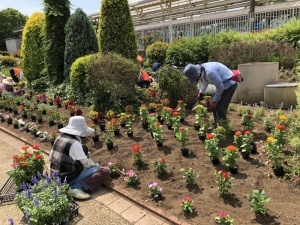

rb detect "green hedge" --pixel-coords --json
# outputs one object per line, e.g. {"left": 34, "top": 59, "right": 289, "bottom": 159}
{"left": 146, "top": 41, "right": 169, "bottom": 65}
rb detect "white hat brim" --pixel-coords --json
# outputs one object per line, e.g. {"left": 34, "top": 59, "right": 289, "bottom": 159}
{"left": 59, "top": 125, "right": 94, "bottom": 137}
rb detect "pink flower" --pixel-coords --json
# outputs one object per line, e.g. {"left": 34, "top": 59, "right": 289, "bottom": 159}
{"left": 179, "top": 127, "right": 184, "bottom": 131}
{"left": 11, "top": 163, "right": 18, "bottom": 168}
{"left": 183, "top": 196, "right": 192, "bottom": 201}
{"left": 127, "top": 170, "right": 135, "bottom": 177}
{"left": 150, "top": 113, "right": 156, "bottom": 117}
{"left": 219, "top": 211, "right": 227, "bottom": 218}
{"left": 108, "top": 162, "right": 113, "bottom": 166}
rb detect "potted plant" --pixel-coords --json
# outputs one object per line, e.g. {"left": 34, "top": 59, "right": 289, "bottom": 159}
{"left": 222, "top": 145, "right": 240, "bottom": 174}
{"left": 176, "top": 100, "right": 186, "bottom": 122}
{"left": 18, "top": 119, "right": 26, "bottom": 131}
{"left": 12, "top": 119, "right": 19, "bottom": 129}
{"left": 215, "top": 211, "right": 234, "bottom": 225}
{"left": 266, "top": 136, "right": 284, "bottom": 176}
{"left": 89, "top": 123, "right": 99, "bottom": 143}
{"left": 109, "top": 117, "right": 120, "bottom": 135}
{"left": 204, "top": 133, "right": 222, "bottom": 165}
{"left": 179, "top": 196, "right": 194, "bottom": 216}
{"left": 152, "top": 157, "right": 169, "bottom": 175}
{"left": 118, "top": 112, "right": 127, "bottom": 127}
{"left": 36, "top": 109, "right": 43, "bottom": 124}
{"left": 124, "top": 169, "right": 139, "bottom": 186}
{"left": 148, "top": 181, "right": 163, "bottom": 200}
{"left": 97, "top": 112, "right": 106, "bottom": 131}
{"left": 104, "top": 126, "right": 114, "bottom": 150}
{"left": 152, "top": 122, "right": 164, "bottom": 147}
{"left": 48, "top": 131, "right": 58, "bottom": 146}
{"left": 6, "top": 114, "right": 12, "bottom": 124}
{"left": 161, "top": 106, "right": 173, "bottom": 128}
{"left": 0, "top": 113, "right": 5, "bottom": 122}
{"left": 240, "top": 130, "right": 254, "bottom": 159}
{"left": 246, "top": 189, "right": 270, "bottom": 214}
{"left": 131, "top": 145, "right": 144, "bottom": 168}
{"left": 126, "top": 114, "right": 135, "bottom": 137}
{"left": 7, "top": 145, "right": 45, "bottom": 187}
{"left": 87, "top": 108, "right": 98, "bottom": 123}
{"left": 198, "top": 117, "right": 212, "bottom": 140}
{"left": 214, "top": 171, "right": 233, "bottom": 197}
{"left": 14, "top": 173, "right": 77, "bottom": 225}
{"left": 148, "top": 102, "right": 157, "bottom": 113}
{"left": 139, "top": 104, "right": 149, "bottom": 128}
{"left": 105, "top": 109, "right": 115, "bottom": 121}
{"left": 107, "top": 162, "right": 120, "bottom": 178}
{"left": 38, "top": 131, "right": 48, "bottom": 142}
{"left": 175, "top": 127, "right": 189, "bottom": 156}
{"left": 194, "top": 104, "right": 208, "bottom": 130}
{"left": 180, "top": 167, "right": 199, "bottom": 187}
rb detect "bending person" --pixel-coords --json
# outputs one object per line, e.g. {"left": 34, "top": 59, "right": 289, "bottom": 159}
{"left": 49, "top": 116, "right": 110, "bottom": 200}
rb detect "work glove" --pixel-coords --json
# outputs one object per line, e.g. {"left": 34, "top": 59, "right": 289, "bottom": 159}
{"left": 209, "top": 101, "right": 217, "bottom": 110}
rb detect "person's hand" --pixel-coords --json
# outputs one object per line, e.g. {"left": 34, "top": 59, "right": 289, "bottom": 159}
{"left": 209, "top": 101, "right": 217, "bottom": 110}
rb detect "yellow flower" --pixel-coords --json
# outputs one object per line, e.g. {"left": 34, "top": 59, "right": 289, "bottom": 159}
{"left": 267, "top": 137, "right": 275, "bottom": 142}
{"left": 278, "top": 115, "right": 286, "bottom": 121}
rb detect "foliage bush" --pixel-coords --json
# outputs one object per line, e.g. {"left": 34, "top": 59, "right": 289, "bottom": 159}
{"left": 209, "top": 40, "right": 297, "bottom": 69}
{"left": 20, "top": 12, "right": 45, "bottom": 84}
{"left": 157, "top": 65, "right": 197, "bottom": 108}
{"left": 99, "top": 0, "right": 137, "bottom": 60}
{"left": 0, "top": 51, "right": 10, "bottom": 56}
{"left": 146, "top": 41, "right": 169, "bottom": 65}
{"left": 166, "top": 37, "right": 210, "bottom": 67}
{"left": 64, "top": 8, "right": 98, "bottom": 79}
{"left": 88, "top": 53, "right": 141, "bottom": 112}
{"left": 44, "top": 0, "right": 70, "bottom": 85}
{"left": 0, "top": 55, "right": 16, "bottom": 67}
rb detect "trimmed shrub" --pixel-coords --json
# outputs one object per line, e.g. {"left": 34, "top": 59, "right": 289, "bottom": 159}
{"left": 99, "top": 0, "right": 137, "bottom": 60}
{"left": 157, "top": 65, "right": 197, "bottom": 108}
{"left": 0, "top": 56, "right": 16, "bottom": 67}
{"left": 20, "top": 12, "right": 45, "bottom": 84}
{"left": 64, "top": 8, "right": 98, "bottom": 79}
{"left": 166, "top": 37, "right": 209, "bottom": 67}
{"left": 0, "top": 51, "right": 10, "bottom": 56}
{"left": 146, "top": 41, "right": 169, "bottom": 65}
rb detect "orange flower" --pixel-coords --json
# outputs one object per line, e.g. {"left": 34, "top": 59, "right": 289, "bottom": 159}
{"left": 227, "top": 145, "right": 236, "bottom": 152}
{"left": 131, "top": 145, "right": 141, "bottom": 153}
{"left": 22, "top": 145, "right": 30, "bottom": 151}
{"left": 24, "top": 153, "right": 32, "bottom": 158}
{"left": 276, "top": 125, "right": 285, "bottom": 130}
{"left": 156, "top": 122, "right": 161, "bottom": 126}
{"left": 244, "top": 130, "right": 251, "bottom": 135}
{"left": 22, "top": 161, "right": 29, "bottom": 166}
{"left": 172, "top": 111, "right": 179, "bottom": 117}
{"left": 235, "top": 131, "right": 242, "bottom": 136}
{"left": 35, "top": 154, "right": 42, "bottom": 160}
{"left": 141, "top": 104, "right": 146, "bottom": 108}
{"left": 162, "top": 157, "right": 165, "bottom": 163}
{"left": 32, "top": 144, "right": 39, "bottom": 150}
{"left": 206, "top": 133, "right": 214, "bottom": 139}
{"left": 222, "top": 172, "right": 228, "bottom": 179}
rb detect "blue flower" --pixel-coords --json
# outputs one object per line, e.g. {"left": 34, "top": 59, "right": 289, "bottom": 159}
{"left": 37, "top": 171, "right": 43, "bottom": 179}
{"left": 20, "top": 183, "right": 27, "bottom": 191}
{"left": 52, "top": 171, "right": 58, "bottom": 179}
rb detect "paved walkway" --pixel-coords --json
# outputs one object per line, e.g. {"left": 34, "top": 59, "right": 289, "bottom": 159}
{"left": 0, "top": 129, "right": 172, "bottom": 225}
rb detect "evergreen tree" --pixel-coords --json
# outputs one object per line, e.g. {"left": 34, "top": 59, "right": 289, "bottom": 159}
{"left": 0, "top": 8, "right": 27, "bottom": 51}
{"left": 43, "top": 0, "right": 70, "bottom": 85}
{"left": 64, "top": 8, "right": 99, "bottom": 79}
{"left": 99, "top": 0, "right": 137, "bottom": 60}
{"left": 20, "top": 12, "right": 45, "bottom": 84}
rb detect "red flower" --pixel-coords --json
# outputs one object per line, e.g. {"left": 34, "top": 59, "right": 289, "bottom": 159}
{"left": 24, "top": 153, "right": 32, "bottom": 158}
{"left": 32, "top": 144, "right": 39, "bottom": 150}
{"left": 13, "top": 155, "right": 18, "bottom": 160}
{"left": 172, "top": 111, "right": 179, "bottom": 117}
{"left": 276, "top": 125, "right": 285, "bottom": 130}
{"left": 156, "top": 122, "right": 161, "bottom": 126}
{"left": 22, "top": 145, "right": 30, "bottom": 151}
{"left": 206, "top": 133, "right": 214, "bottom": 139}
{"left": 178, "top": 100, "right": 184, "bottom": 104}
{"left": 35, "top": 154, "right": 42, "bottom": 160}
{"left": 227, "top": 145, "right": 236, "bottom": 152}
{"left": 141, "top": 104, "right": 146, "bottom": 108}
{"left": 244, "top": 130, "right": 251, "bottom": 135}
{"left": 150, "top": 90, "right": 156, "bottom": 98}
{"left": 222, "top": 172, "right": 229, "bottom": 179}
{"left": 247, "top": 115, "right": 253, "bottom": 119}
{"left": 131, "top": 145, "right": 141, "bottom": 153}
{"left": 161, "top": 157, "right": 165, "bottom": 163}
{"left": 235, "top": 131, "right": 242, "bottom": 136}
{"left": 166, "top": 107, "right": 173, "bottom": 112}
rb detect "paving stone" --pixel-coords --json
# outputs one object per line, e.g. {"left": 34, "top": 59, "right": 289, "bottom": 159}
{"left": 134, "top": 214, "right": 166, "bottom": 225}
{"left": 121, "top": 205, "right": 147, "bottom": 223}
{"left": 108, "top": 197, "right": 133, "bottom": 214}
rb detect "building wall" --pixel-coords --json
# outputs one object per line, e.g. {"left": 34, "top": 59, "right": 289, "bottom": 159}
{"left": 5, "top": 38, "right": 21, "bottom": 53}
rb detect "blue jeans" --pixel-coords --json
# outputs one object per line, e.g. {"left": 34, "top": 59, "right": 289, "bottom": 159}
{"left": 69, "top": 166, "right": 98, "bottom": 191}
{"left": 213, "top": 83, "right": 237, "bottom": 127}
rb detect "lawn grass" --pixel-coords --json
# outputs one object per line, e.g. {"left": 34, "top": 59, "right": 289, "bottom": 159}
{"left": 0, "top": 67, "right": 11, "bottom": 77}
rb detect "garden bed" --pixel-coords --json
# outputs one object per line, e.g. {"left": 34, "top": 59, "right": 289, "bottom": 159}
{"left": 1, "top": 104, "right": 300, "bottom": 225}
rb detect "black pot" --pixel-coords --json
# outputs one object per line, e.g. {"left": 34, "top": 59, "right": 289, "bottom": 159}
{"left": 142, "top": 122, "right": 149, "bottom": 129}
{"left": 0, "top": 118, "right": 5, "bottom": 122}
{"left": 241, "top": 151, "right": 250, "bottom": 159}
{"left": 99, "top": 124, "right": 106, "bottom": 131}
{"left": 181, "top": 148, "right": 189, "bottom": 156}
{"left": 13, "top": 110, "right": 18, "bottom": 115}
{"left": 57, "top": 103, "right": 62, "bottom": 108}
{"left": 156, "top": 141, "right": 163, "bottom": 147}
{"left": 198, "top": 134, "right": 206, "bottom": 141}
{"left": 38, "top": 118, "right": 43, "bottom": 124}
{"left": 180, "top": 118, "right": 184, "bottom": 123}
{"left": 150, "top": 132, "right": 154, "bottom": 139}
{"left": 7, "top": 119, "right": 12, "bottom": 125}
{"left": 57, "top": 123, "right": 64, "bottom": 129}
{"left": 8, "top": 108, "right": 13, "bottom": 112}
{"left": 114, "top": 129, "right": 120, "bottom": 136}
{"left": 121, "top": 123, "right": 126, "bottom": 128}
{"left": 229, "top": 166, "right": 238, "bottom": 174}
{"left": 26, "top": 128, "right": 30, "bottom": 132}
{"left": 194, "top": 123, "right": 200, "bottom": 131}
{"left": 272, "top": 166, "right": 285, "bottom": 177}
{"left": 51, "top": 140, "right": 55, "bottom": 146}
{"left": 31, "top": 116, "right": 37, "bottom": 121}
{"left": 13, "top": 124, "right": 19, "bottom": 129}
{"left": 167, "top": 124, "right": 173, "bottom": 130}
{"left": 210, "top": 157, "right": 220, "bottom": 165}
{"left": 42, "top": 110, "right": 47, "bottom": 115}
{"left": 49, "top": 120, "right": 55, "bottom": 126}
{"left": 250, "top": 142, "right": 257, "bottom": 154}
{"left": 106, "top": 142, "right": 114, "bottom": 150}
{"left": 70, "top": 112, "right": 75, "bottom": 117}
{"left": 127, "top": 131, "right": 133, "bottom": 137}
{"left": 49, "top": 101, "right": 53, "bottom": 106}
{"left": 92, "top": 135, "right": 100, "bottom": 143}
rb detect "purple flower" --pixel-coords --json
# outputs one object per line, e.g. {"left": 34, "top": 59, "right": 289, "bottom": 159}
{"left": 37, "top": 171, "right": 43, "bottom": 179}
{"left": 52, "top": 171, "right": 58, "bottom": 179}
{"left": 31, "top": 176, "right": 39, "bottom": 185}
{"left": 8, "top": 218, "right": 14, "bottom": 225}
{"left": 33, "top": 198, "right": 40, "bottom": 206}
{"left": 53, "top": 192, "right": 58, "bottom": 200}
{"left": 20, "top": 183, "right": 27, "bottom": 191}
{"left": 26, "top": 189, "right": 32, "bottom": 198}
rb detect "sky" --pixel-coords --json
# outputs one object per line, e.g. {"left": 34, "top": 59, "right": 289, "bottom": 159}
{"left": 0, "top": 0, "right": 139, "bottom": 17}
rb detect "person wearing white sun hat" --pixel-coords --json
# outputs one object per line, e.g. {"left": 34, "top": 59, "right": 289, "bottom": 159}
{"left": 49, "top": 116, "right": 110, "bottom": 200}
{"left": 0, "top": 77, "right": 15, "bottom": 93}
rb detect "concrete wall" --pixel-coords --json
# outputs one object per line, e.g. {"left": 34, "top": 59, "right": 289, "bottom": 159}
{"left": 232, "top": 62, "right": 279, "bottom": 104}
{"left": 5, "top": 37, "right": 22, "bottom": 53}
{"left": 264, "top": 82, "right": 297, "bottom": 109}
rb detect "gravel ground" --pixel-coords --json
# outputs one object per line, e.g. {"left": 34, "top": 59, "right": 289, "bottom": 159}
{"left": 0, "top": 130, "right": 132, "bottom": 225}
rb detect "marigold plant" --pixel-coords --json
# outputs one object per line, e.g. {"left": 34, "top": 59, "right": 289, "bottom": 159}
{"left": 152, "top": 157, "right": 169, "bottom": 174}
{"left": 215, "top": 171, "right": 233, "bottom": 197}
{"left": 131, "top": 145, "right": 144, "bottom": 167}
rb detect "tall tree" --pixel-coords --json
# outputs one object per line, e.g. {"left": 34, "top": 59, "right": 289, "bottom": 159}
{"left": 64, "top": 8, "right": 99, "bottom": 79}
{"left": 99, "top": 0, "right": 137, "bottom": 60}
{"left": 0, "top": 8, "right": 27, "bottom": 51}
{"left": 20, "top": 12, "right": 45, "bottom": 84}
{"left": 43, "top": 0, "right": 70, "bottom": 85}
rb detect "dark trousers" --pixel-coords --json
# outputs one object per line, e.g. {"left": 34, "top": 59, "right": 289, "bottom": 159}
{"left": 9, "top": 69, "right": 19, "bottom": 83}
{"left": 213, "top": 83, "right": 237, "bottom": 127}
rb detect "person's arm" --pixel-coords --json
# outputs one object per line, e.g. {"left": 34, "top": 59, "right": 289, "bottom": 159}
{"left": 208, "top": 71, "right": 224, "bottom": 103}
{"left": 69, "top": 141, "right": 98, "bottom": 168}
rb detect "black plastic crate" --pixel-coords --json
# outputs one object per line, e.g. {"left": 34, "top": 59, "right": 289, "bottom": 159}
{"left": 0, "top": 177, "right": 17, "bottom": 203}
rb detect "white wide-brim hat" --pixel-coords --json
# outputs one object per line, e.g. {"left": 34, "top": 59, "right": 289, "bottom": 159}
{"left": 59, "top": 116, "right": 94, "bottom": 137}
{"left": 183, "top": 64, "right": 201, "bottom": 85}
{"left": 2, "top": 77, "right": 15, "bottom": 86}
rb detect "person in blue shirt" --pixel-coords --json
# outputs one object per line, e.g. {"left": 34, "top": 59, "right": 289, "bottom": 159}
{"left": 152, "top": 60, "right": 161, "bottom": 72}
{"left": 183, "top": 62, "right": 237, "bottom": 127}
